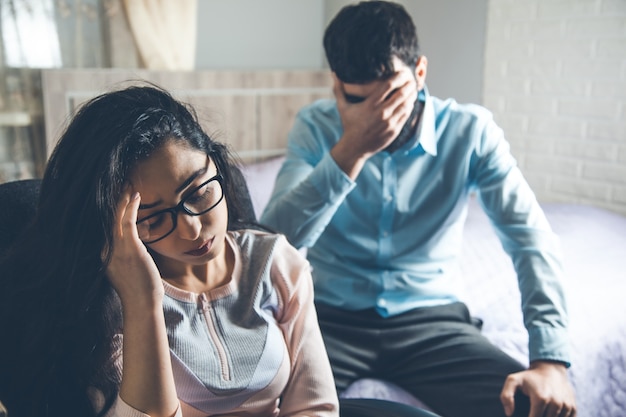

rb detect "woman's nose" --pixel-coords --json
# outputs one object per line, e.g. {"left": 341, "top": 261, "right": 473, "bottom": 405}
{"left": 176, "top": 213, "right": 203, "bottom": 240}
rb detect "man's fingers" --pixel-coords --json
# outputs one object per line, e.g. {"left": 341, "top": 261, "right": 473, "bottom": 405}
{"left": 386, "top": 77, "right": 417, "bottom": 109}
{"left": 500, "top": 375, "right": 519, "bottom": 417}
{"left": 375, "top": 75, "right": 417, "bottom": 129}
{"left": 371, "top": 70, "right": 414, "bottom": 106}
{"left": 528, "top": 399, "right": 547, "bottom": 417}
{"left": 555, "top": 397, "right": 576, "bottom": 417}
{"left": 566, "top": 404, "right": 577, "bottom": 417}
{"left": 391, "top": 90, "right": 415, "bottom": 120}
{"left": 548, "top": 403, "right": 564, "bottom": 417}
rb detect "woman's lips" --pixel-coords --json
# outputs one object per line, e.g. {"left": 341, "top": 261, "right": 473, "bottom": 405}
{"left": 184, "top": 238, "right": 212, "bottom": 257}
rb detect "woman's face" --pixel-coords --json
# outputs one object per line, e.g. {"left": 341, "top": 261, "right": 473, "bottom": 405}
{"left": 129, "top": 141, "right": 228, "bottom": 267}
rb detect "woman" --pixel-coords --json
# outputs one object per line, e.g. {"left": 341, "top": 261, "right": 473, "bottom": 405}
{"left": 0, "top": 85, "right": 338, "bottom": 417}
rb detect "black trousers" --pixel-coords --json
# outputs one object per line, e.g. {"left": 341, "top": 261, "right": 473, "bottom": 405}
{"left": 317, "top": 302, "right": 531, "bottom": 417}
{"left": 340, "top": 398, "right": 441, "bottom": 417}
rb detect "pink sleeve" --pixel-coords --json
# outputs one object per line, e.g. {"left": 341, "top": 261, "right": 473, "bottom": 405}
{"left": 103, "top": 396, "right": 181, "bottom": 417}
{"left": 102, "top": 396, "right": 182, "bottom": 417}
{"left": 271, "top": 236, "right": 339, "bottom": 417}
{"left": 93, "top": 336, "right": 183, "bottom": 417}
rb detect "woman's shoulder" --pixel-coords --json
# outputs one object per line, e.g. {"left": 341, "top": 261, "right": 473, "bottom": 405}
{"left": 229, "top": 228, "right": 283, "bottom": 244}
{"left": 229, "top": 230, "right": 303, "bottom": 263}
{"left": 229, "top": 229, "right": 283, "bottom": 255}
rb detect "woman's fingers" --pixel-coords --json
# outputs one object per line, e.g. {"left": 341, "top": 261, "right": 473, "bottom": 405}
{"left": 120, "top": 191, "right": 141, "bottom": 241}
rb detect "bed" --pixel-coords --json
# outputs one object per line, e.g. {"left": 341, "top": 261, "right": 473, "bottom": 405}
{"left": 41, "top": 69, "right": 626, "bottom": 417}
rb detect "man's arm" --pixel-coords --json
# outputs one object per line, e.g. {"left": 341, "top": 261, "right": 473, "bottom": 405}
{"left": 474, "top": 123, "right": 569, "bottom": 363}
{"left": 261, "top": 71, "right": 416, "bottom": 247}
{"left": 472, "top": 119, "right": 576, "bottom": 417}
{"left": 329, "top": 72, "right": 417, "bottom": 179}
{"left": 260, "top": 148, "right": 354, "bottom": 249}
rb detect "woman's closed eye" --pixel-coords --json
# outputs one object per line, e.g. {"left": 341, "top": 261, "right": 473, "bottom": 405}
{"left": 186, "top": 180, "right": 222, "bottom": 210}
{"left": 146, "top": 213, "right": 167, "bottom": 230}
{"left": 186, "top": 183, "right": 211, "bottom": 204}
{"left": 136, "top": 211, "right": 170, "bottom": 242}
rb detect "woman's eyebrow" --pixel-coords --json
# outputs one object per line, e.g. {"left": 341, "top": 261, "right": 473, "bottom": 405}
{"left": 175, "top": 166, "right": 208, "bottom": 194}
{"left": 139, "top": 200, "right": 162, "bottom": 210}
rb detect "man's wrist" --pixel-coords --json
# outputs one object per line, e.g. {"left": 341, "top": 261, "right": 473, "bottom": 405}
{"left": 330, "top": 139, "right": 369, "bottom": 179}
{"left": 529, "top": 359, "right": 568, "bottom": 372}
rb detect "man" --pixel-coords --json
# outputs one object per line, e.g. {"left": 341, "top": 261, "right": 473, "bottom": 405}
{"left": 261, "top": 2, "right": 576, "bottom": 417}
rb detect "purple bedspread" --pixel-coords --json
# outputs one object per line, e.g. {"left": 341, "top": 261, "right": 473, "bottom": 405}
{"left": 342, "top": 200, "right": 626, "bottom": 417}
{"left": 242, "top": 158, "right": 626, "bottom": 417}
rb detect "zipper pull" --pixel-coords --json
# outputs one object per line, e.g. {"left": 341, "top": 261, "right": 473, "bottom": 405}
{"left": 199, "top": 293, "right": 211, "bottom": 312}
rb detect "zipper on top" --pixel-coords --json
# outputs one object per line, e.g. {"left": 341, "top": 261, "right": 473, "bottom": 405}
{"left": 199, "top": 293, "right": 231, "bottom": 381}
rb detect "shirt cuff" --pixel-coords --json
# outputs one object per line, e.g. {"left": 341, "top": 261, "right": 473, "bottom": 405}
{"left": 307, "top": 152, "right": 355, "bottom": 203}
{"left": 528, "top": 326, "right": 571, "bottom": 367}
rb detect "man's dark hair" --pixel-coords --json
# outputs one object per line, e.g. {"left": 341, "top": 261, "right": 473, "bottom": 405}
{"left": 323, "top": 1, "right": 420, "bottom": 84}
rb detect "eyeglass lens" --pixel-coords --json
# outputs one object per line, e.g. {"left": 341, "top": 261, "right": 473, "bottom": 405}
{"left": 136, "top": 177, "right": 223, "bottom": 243}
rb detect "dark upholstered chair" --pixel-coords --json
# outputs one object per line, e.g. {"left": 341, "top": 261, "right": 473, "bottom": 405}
{"left": 0, "top": 179, "right": 42, "bottom": 417}
{"left": 0, "top": 179, "right": 42, "bottom": 259}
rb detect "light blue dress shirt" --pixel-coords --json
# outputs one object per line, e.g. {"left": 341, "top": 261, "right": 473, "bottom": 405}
{"left": 261, "top": 88, "right": 570, "bottom": 365}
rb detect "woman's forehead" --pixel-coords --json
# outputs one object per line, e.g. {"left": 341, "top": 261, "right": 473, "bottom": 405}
{"left": 130, "top": 144, "right": 215, "bottom": 188}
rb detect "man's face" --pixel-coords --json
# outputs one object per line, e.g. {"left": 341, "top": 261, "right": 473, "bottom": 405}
{"left": 341, "top": 56, "right": 427, "bottom": 152}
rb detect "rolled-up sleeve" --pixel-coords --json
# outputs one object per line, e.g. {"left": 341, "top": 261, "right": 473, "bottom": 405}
{"left": 261, "top": 110, "right": 354, "bottom": 249}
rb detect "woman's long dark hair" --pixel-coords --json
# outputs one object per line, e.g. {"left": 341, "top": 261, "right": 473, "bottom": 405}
{"left": 0, "top": 84, "right": 255, "bottom": 417}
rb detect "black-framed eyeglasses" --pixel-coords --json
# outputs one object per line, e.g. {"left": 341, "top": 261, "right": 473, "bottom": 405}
{"left": 136, "top": 173, "right": 224, "bottom": 244}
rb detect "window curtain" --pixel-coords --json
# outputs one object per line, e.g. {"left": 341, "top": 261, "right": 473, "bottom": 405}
{"left": 0, "top": 0, "right": 141, "bottom": 181}
{"left": 122, "top": 0, "right": 197, "bottom": 70}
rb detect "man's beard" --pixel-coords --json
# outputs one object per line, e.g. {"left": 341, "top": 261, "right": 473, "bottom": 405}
{"left": 384, "top": 97, "right": 423, "bottom": 154}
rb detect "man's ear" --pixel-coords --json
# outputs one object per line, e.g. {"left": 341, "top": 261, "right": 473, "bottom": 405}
{"left": 415, "top": 56, "right": 428, "bottom": 90}
{"left": 331, "top": 72, "right": 346, "bottom": 105}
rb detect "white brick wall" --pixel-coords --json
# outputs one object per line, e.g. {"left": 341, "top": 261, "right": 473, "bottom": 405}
{"left": 483, "top": 0, "right": 626, "bottom": 216}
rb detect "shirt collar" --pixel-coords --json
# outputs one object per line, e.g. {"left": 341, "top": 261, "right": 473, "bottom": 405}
{"left": 414, "top": 86, "right": 437, "bottom": 156}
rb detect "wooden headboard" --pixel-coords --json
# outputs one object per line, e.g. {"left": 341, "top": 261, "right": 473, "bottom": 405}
{"left": 41, "top": 69, "right": 332, "bottom": 163}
